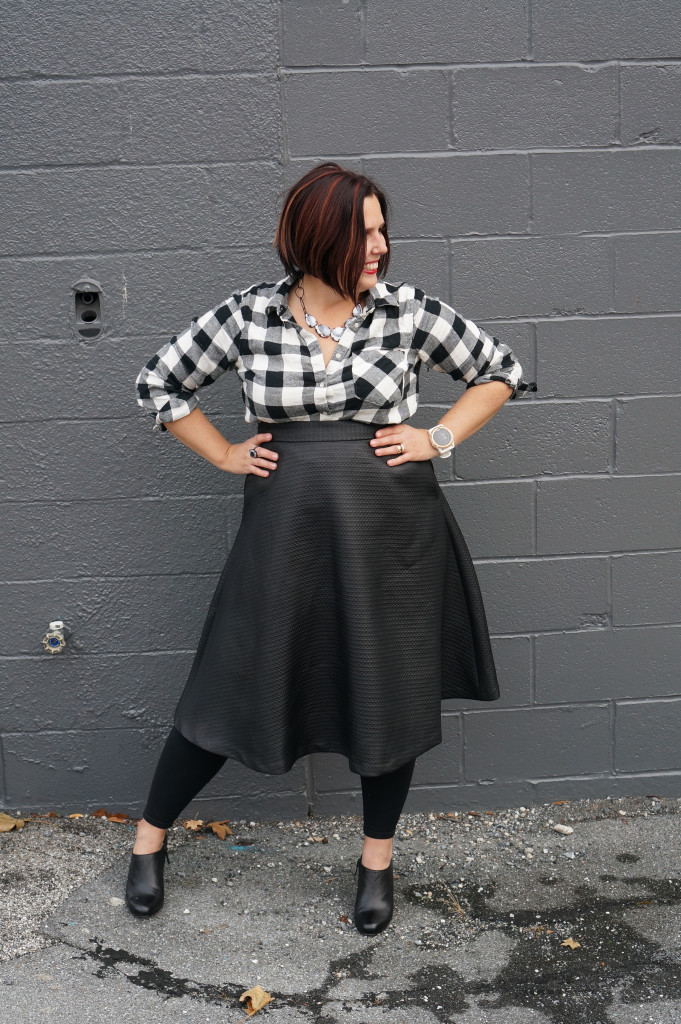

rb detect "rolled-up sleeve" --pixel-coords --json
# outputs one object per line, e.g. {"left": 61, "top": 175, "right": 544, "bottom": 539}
{"left": 135, "top": 290, "right": 244, "bottom": 433}
{"left": 412, "top": 288, "right": 537, "bottom": 399}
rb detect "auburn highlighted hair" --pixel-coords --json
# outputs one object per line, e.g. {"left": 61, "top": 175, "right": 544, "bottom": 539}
{"left": 273, "top": 162, "right": 391, "bottom": 305}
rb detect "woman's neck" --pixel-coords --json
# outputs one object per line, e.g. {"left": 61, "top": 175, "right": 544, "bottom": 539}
{"left": 294, "top": 272, "right": 364, "bottom": 318}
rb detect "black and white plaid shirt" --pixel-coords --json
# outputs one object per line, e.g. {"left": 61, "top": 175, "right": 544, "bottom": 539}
{"left": 135, "top": 272, "right": 536, "bottom": 433}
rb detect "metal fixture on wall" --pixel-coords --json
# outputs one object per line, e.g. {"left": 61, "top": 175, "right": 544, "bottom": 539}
{"left": 72, "top": 277, "right": 103, "bottom": 340}
{"left": 41, "top": 619, "right": 71, "bottom": 654}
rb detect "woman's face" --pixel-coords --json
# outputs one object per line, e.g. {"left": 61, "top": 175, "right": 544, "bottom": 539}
{"left": 357, "top": 194, "right": 388, "bottom": 292}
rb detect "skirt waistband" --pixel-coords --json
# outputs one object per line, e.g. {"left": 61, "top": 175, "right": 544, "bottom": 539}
{"left": 257, "top": 418, "right": 383, "bottom": 442}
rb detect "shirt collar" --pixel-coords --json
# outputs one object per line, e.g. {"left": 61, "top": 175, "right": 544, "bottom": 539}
{"left": 264, "top": 271, "right": 400, "bottom": 314}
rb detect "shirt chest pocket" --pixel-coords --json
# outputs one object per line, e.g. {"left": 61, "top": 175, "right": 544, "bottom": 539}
{"left": 350, "top": 336, "right": 413, "bottom": 409}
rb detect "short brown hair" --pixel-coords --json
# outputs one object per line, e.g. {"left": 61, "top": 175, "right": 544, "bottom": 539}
{"left": 273, "top": 162, "right": 391, "bottom": 304}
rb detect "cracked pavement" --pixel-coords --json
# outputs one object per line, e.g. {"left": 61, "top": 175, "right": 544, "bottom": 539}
{"left": 1, "top": 796, "right": 681, "bottom": 1022}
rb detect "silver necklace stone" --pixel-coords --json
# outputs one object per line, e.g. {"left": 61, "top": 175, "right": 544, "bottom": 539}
{"left": 294, "top": 277, "right": 363, "bottom": 341}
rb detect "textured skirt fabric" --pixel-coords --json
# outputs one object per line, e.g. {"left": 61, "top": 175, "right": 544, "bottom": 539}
{"left": 173, "top": 418, "right": 500, "bottom": 777}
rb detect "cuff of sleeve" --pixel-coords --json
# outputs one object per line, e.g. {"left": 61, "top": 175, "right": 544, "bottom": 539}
{"left": 508, "top": 378, "right": 538, "bottom": 400}
{"left": 466, "top": 375, "right": 537, "bottom": 400}
{"left": 151, "top": 394, "right": 199, "bottom": 433}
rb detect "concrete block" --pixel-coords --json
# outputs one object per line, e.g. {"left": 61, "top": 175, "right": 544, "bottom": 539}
{"left": 612, "top": 552, "right": 681, "bottom": 626}
{"left": 442, "top": 481, "right": 535, "bottom": 557}
{"left": 365, "top": 0, "right": 528, "bottom": 63}
{"left": 0, "top": 0, "right": 278, "bottom": 77}
{"left": 537, "top": 476, "right": 681, "bottom": 554}
{"left": 532, "top": 0, "right": 681, "bottom": 60}
{"left": 362, "top": 155, "right": 529, "bottom": 237}
{"left": 283, "top": 70, "right": 449, "bottom": 156}
{"left": 2, "top": 497, "right": 238, "bottom": 579}
{"left": 614, "top": 233, "right": 681, "bottom": 313}
{"left": 0, "top": 652, "right": 195, "bottom": 732}
{"left": 2, "top": 77, "right": 280, "bottom": 167}
{"left": 616, "top": 397, "right": 681, "bottom": 473}
{"left": 0, "top": 0, "right": 204, "bottom": 77}
{"left": 535, "top": 626, "right": 681, "bottom": 703}
{"left": 615, "top": 699, "right": 681, "bottom": 772}
{"left": 2, "top": 167, "right": 210, "bottom": 258}
{"left": 2, "top": 162, "right": 283, "bottom": 259}
{"left": 450, "top": 236, "right": 612, "bottom": 319}
{"left": 281, "top": 0, "right": 363, "bottom": 65}
{"left": 533, "top": 150, "right": 681, "bottom": 233}
{"left": 455, "top": 401, "right": 611, "bottom": 481}
{"left": 621, "top": 64, "right": 681, "bottom": 146}
{"left": 536, "top": 316, "right": 681, "bottom": 398}
{"left": 203, "top": 160, "right": 283, "bottom": 244}
{"left": 463, "top": 705, "right": 611, "bottom": 781}
{"left": 476, "top": 556, "right": 609, "bottom": 634}
{"left": 453, "top": 65, "right": 617, "bottom": 150}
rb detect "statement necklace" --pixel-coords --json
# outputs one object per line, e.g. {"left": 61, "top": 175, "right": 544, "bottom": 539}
{"left": 294, "top": 276, "right": 363, "bottom": 341}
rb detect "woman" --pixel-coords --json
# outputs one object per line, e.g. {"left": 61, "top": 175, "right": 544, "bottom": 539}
{"left": 127, "top": 162, "right": 536, "bottom": 935}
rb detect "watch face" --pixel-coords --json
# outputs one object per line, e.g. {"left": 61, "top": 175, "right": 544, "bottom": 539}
{"left": 432, "top": 426, "right": 452, "bottom": 446}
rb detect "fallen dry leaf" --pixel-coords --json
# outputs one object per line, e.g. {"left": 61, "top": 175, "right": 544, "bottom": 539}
{"left": 562, "top": 937, "right": 581, "bottom": 949}
{"left": 0, "top": 812, "right": 26, "bottom": 832}
{"left": 183, "top": 818, "right": 205, "bottom": 831}
{"left": 554, "top": 800, "right": 567, "bottom": 805}
{"left": 69, "top": 813, "right": 85, "bottom": 819}
{"left": 239, "top": 983, "right": 274, "bottom": 1016}
{"left": 206, "top": 820, "right": 233, "bottom": 840}
{"left": 90, "top": 807, "right": 128, "bottom": 821}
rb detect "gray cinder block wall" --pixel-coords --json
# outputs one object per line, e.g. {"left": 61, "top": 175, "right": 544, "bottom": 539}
{"left": 1, "top": 1, "right": 679, "bottom": 823}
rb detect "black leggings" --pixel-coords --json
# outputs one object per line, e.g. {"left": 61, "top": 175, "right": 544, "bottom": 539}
{"left": 143, "top": 726, "right": 415, "bottom": 839}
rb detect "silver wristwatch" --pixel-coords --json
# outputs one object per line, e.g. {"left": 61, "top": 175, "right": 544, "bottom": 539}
{"left": 427, "top": 423, "right": 456, "bottom": 459}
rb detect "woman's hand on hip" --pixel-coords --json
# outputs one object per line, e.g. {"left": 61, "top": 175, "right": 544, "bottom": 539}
{"left": 370, "top": 425, "right": 437, "bottom": 466}
{"left": 219, "top": 432, "right": 279, "bottom": 477}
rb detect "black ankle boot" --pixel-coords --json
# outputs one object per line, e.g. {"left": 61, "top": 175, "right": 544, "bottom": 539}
{"left": 125, "top": 832, "right": 170, "bottom": 917}
{"left": 353, "top": 855, "right": 394, "bottom": 935}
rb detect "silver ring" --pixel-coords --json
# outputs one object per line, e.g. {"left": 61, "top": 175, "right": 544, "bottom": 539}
{"left": 249, "top": 446, "right": 258, "bottom": 458}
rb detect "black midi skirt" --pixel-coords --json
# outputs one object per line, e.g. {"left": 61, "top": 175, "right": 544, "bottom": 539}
{"left": 173, "top": 418, "right": 500, "bottom": 777}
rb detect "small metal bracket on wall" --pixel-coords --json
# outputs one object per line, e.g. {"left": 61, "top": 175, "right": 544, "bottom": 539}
{"left": 41, "top": 619, "right": 72, "bottom": 654}
{"left": 72, "top": 276, "right": 103, "bottom": 340}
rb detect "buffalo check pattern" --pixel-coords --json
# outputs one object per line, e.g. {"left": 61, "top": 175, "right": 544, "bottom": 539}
{"left": 135, "top": 272, "right": 537, "bottom": 432}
